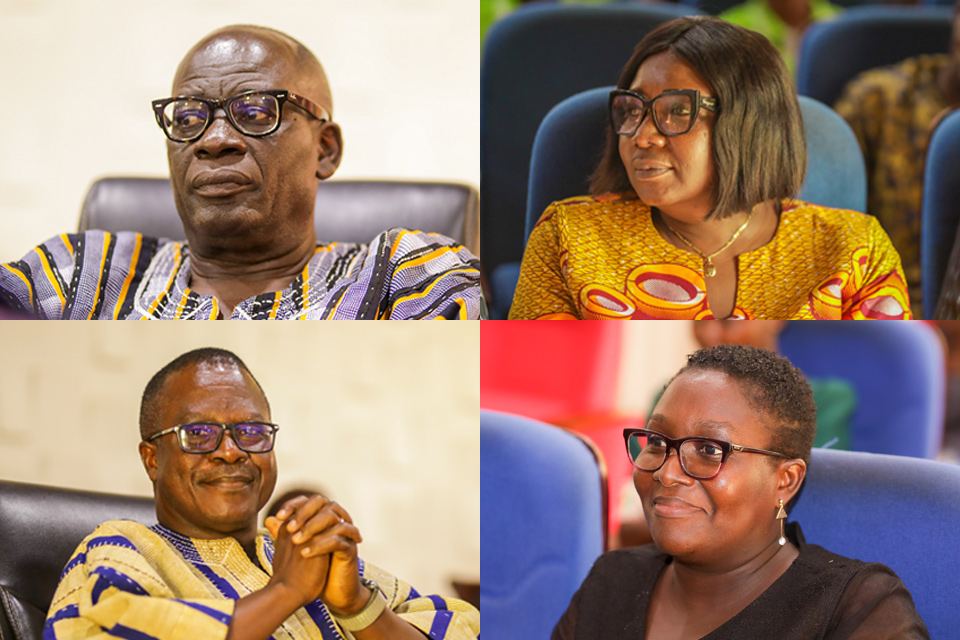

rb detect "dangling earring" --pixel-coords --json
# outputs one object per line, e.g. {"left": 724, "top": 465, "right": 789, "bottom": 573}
{"left": 776, "top": 499, "right": 787, "bottom": 546}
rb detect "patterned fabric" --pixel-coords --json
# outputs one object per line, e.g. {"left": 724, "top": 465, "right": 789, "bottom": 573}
{"left": 0, "top": 229, "right": 483, "bottom": 319}
{"left": 509, "top": 193, "right": 911, "bottom": 320}
{"left": 44, "top": 520, "right": 480, "bottom": 640}
{"left": 834, "top": 54, "right": 950, "bottom": 319}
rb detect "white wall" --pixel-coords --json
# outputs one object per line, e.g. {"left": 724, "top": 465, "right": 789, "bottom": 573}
{"left": 0, "top": 321, "right": 480, "bottom": 597}
{"left": 0, "top": 0, "right": 479, "bottom": 260}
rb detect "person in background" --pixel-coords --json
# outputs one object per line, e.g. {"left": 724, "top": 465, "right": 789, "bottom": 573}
{"left": 721, "top": 0, "right": 839, "bottom": 75}
{"left": 834, "top": 2, "right": 960, "bottom": 318}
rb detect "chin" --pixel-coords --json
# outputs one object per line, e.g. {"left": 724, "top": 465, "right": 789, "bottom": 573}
{"left": 649, "top": 521, "right": 706, "bottom": 558}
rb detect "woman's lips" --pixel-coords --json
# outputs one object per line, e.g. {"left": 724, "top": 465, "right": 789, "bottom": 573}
{"left": 632, "top": 166, "right": 671, "bottom": 180}
{"left": 651, "top": 496, "right": 702, "bottom": 518}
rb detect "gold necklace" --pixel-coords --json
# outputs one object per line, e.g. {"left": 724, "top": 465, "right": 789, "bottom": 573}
{"left": 660, "top": 211, "right": 753, "bottom": 278}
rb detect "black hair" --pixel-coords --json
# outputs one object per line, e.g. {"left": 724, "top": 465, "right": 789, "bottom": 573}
{"left": 139, "top": 347, "right": 268, "bottom": 440}
{"left": 590, "top": 16, "right": 806, "bottom": 220}
{"left": 669, "top": 344, "right": 817, "bottom": 466}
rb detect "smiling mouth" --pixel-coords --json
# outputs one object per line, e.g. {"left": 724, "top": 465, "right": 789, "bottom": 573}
{"left": 203, "top": 476, "right": 254, "bottom": 490}
{"left": 651, "top": 497, "right": 702, "bottom": 518}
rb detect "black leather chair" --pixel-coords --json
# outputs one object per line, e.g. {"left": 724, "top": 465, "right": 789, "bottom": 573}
{"left": 0, "top": 480, "right": 155, "bottom": 640}
{"left": 78, "top": 177, "right": 480, "bottom": 257}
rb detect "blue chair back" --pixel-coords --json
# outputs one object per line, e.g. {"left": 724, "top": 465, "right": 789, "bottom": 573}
{"left": 797, "top": 5, "right": 953, "bottom": 107}
{"left": 922, "top": 109, "right": 960, "bottom": 319}
{"left": 481, "top": 2, "right": 699, "bottom": 279}
{"left": 790, "top": 448, "right": 960, "bottom": 638}
{"left": 779, "top": 321, "right": 944, "bottom": 458}
{"left": 481, "top": 410, "right": 604, "bottom": 640}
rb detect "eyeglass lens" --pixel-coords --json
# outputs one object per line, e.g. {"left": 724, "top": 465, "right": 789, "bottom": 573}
{"left": 160, "top": 93, "right": 281, "bottom": 140}
{"left": 627, "top": 432, "right": 724, "bottom": 479}
{"left": 178, "top": 422, "right": 275, "bottom": 453}
{"left": 611, "top": 93, "right": 696, "bottom": 137}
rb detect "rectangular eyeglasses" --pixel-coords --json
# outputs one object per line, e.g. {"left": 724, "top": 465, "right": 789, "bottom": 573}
{"left": 147, "top": 422, "right": 279, "bottom": 454}
{"left": 623, "top": 428, "right": 786, "bottom": 480}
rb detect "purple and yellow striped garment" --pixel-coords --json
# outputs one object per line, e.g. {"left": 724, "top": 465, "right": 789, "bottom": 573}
{"left": 0, "top": 228, "right": 483, "bottom": 319}
{"left": 45, "top": 520, "right": 480, "bottom": 640}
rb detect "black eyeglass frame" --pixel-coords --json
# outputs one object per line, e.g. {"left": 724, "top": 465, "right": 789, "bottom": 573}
{"left": 151, "top": 89, "right": 330, "bottom": 142}
{"left": 622, "top": 427, "right": 787, "bottom": 480}
{"left": 146, "top": 421, "right": 280, "bottom": 454}
{"left": 609, "top": 88, "right": 719, "bottom": 138}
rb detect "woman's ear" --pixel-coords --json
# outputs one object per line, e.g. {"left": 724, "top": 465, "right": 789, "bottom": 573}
{"left": 316, "top": 122, "right": 343, "bottom": 180}
{"left": 777, "top": 457, "right": 806, "bottom": 505}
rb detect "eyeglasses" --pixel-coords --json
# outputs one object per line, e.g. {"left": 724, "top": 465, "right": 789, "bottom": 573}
{"left": 623, "top": 428, "right": 786, "bottom": 480}
{"left": 609, "top": 89, "right": 718, "bottom": 138}
{"left": 151, "top": 89, "right": 329, "bottom": 142}
{"left": 147, "top": 422, "right": 279, "bottom": 454}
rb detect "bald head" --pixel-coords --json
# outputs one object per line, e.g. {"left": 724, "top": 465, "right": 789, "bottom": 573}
{"left": 174, "top": 25, "right": 333, "bottom": 117}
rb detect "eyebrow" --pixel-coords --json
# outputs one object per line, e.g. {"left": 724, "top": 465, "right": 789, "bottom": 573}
{"left": 647, "top": 414, "right": 737, "bottom": 438}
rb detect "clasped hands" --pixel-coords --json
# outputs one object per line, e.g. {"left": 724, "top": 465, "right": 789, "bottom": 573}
{"left": 264, "top": 494, "right": 370, "bottom": 616}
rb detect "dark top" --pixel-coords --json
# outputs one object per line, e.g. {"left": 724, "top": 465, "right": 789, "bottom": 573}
{"left": 552, "top": 523, "right": 929, "bottom": 640}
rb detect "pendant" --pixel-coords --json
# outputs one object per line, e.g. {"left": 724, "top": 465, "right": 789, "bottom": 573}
{"left": 778, "top": 536, "right": 787, "bottom": 546}
{"left": 704, "top": 259, "right": 717, "bottom": 278}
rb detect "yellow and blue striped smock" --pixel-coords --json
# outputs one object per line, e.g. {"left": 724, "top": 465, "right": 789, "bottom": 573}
{"left": 44, "top": 519, "right": 480, "bottom": 640}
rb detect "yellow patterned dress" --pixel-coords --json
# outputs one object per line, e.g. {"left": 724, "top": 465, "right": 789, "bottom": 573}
{"left": 508, "top": 193, "right": 911, "bottom": 320}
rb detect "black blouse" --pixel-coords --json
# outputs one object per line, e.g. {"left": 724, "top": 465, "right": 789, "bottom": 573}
{"left": 552, "top": 523, "right": 929, "bottom": 640}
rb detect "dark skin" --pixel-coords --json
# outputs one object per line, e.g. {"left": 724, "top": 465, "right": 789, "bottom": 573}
{"left": 617, "top": 320, "right": 787, "bottom": 549}
{"left": 637, "top": 369, "right": 805, "bottom": 638}
{"left": 166, "top": 26, "right": 343, "bottom": 318}
{"left": 621, "top": 52, "right": 780, "bottom": 319}
{"left": 139, "top": 361, "right": 426, "bottom": 640}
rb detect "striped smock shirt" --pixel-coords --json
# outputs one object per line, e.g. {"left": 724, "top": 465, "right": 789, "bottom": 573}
{"left": 0, "top": 228, "right": 482, "bottom": 319}
{"left": 45, "top": 519, "right": 480, "bottom": 640}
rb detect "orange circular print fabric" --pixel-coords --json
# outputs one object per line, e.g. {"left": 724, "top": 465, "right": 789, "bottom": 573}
{"left": 509, "top": 195, "right": 912, "bottom": 320}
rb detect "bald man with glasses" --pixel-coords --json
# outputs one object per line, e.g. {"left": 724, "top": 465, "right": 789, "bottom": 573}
{"left": 0, "top": 25, "right": 483, "bottom": 319}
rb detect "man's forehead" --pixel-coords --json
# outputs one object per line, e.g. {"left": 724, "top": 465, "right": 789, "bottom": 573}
{"left": 174, "top": 31, "right": 293, "bottom": 86}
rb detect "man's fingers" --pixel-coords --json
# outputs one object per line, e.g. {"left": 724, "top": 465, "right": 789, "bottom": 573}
{"left": 289, "top": 501, "right": 356, "bottom": 542}
{"left": 275, "top": 494, "right": 311, "bottom": 521}
{"left": 284, "top": 494, "right": 333, "bottom": 533}
{"left": 298, "top": 522, "right": 363, "bottom": 557}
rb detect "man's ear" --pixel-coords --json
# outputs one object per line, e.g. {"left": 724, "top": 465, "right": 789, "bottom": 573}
{"left": 777, "top": 458, "right": 806, "bottom": 506}
{"left": 139, "top": 441, "right": 159, "bottom": 483}
{"left": 316, "top": 122, "right": 343, "bottom": 180}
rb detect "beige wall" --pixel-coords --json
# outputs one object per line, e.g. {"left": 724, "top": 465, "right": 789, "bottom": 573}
{"left": 617, "top": 323, "right": 699, "bottom": 415}
{"left": 0, "top": 0, "right": 479, "bottom": 260}
{"left": 0, "top": 321, "right": 480, "bottom": 597}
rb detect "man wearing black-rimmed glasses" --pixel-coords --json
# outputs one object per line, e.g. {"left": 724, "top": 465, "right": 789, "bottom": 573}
{"left": 45, "top": 347, "right": 479, "bottom": 639}
{"left": 0, "top": 25, "right": 482, "bottom": 319}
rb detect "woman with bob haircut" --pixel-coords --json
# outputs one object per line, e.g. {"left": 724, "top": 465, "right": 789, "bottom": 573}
{"left": 553, "top": 344, "right": 929, "bottom": 639}
{"left": 509, "top": 17, "right": 910, "bottom": 320}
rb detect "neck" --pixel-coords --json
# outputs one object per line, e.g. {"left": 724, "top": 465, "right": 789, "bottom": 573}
{"left": 656, "top": 201, "right": 778, "bottom": 257}
{"left": 186, "top": 232, "right": 317, "bottom": 318}
{"left": 666, "top": 537, "right": 796, "bottom": 609}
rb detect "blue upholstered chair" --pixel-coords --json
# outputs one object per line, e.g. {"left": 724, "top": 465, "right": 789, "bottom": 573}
{"left": 790, "top": 448, "right": 960, "bottom": 638}
{"left": 779, "top": 321, "right": 944, "bottom": 459}
{"left": 481, "top": 410, "right": 605, "bottom": 640}
{"left": 797, "top": 5, "right": 953, "bottom": 107}
{"left": 481, "top": 2, "right": 699, "bottom": 288}
{"left": 491, "top": 87, "right": 867, "bottom": 317}
{"left": 921, "top": 109, "right": 960, "bottom": 319}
